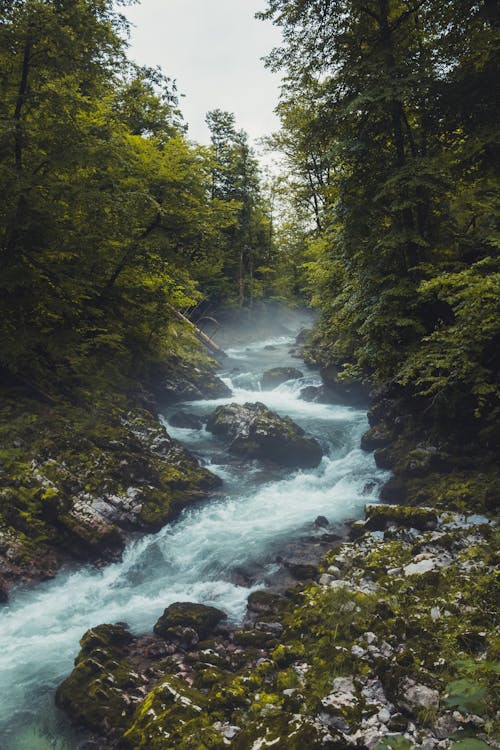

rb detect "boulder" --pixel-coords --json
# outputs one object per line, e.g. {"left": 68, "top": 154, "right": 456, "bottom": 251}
{"left": 361, "top": 423, "right": 393, "bottom": 452}
{"left": 55, "top": 624, "right": 140, "bottom": 735}
{"left": 153, "top": 356, "right": 231, "bottom": 404}
{"left": 206, "top": 402, "right": 323, "bottom": 469}
{"left": 261, "top": 367, "right": 303, "bottom": 390}
{"left": 153, "top": 601, "right": 227, "bottom": 640}
{"left": 319, "top": 364, "right": 368, "bottom": 407}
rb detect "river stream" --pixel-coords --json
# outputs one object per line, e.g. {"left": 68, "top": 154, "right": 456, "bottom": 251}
{"left": 0, "top": 321, "right": 387, "bottom": 750}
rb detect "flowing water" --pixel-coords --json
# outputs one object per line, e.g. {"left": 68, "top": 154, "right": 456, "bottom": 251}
{"left": 0, "top": 322, "right": 388, "bottom": 749}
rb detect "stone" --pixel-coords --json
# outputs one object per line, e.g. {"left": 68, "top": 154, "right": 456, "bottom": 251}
{"left": 401, "top": 679, "right": 440, "bottom": 712}
{"left": 319, "top": 573, "right": 335, "bottom": 586}
{"left": 284, "top": 560, "right": 318, "bottom": 580}
{"left": 261, "top": 367, "right": 303, "bottom": 389}
{"left": 153, "top": 357, "right": 231, "bottom": 403}
{"left": 206, "top": 402, "right": 323, "bottom": 468}
{"left": 365, "top": 503, "right": 438, "bottom": 532}
{"left": 321, "top": 676, "right": 357, "bottom": 711}
{"left": 403, "top": 558, "right": 437, "bottom": 576}
{"left": 314, "top": 515, "right": 329, "bottom": 528}
{"left": 247, "top": 590, "right": 286, "bottom": 616}
{"left": 153, "top": 602, "right": 227, "bottom": 641}
{"left": 361, "top": 424, "right": 393, "bottom": 452}
{"left": 255, "top": 621, "right": 283, "bottom": 636}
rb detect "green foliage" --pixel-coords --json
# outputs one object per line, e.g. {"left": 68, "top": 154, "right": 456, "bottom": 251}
{"left": 260, "top": 0, "right": 499, "bottom": 441}
{"left": 374, "top": 737, "right": 414, "bottom": 750}
{"left": 444, "top": 679, "right": 487, "bottom": 715}
{"left": 449, "top": 741, "right": 494, "bottom": 750}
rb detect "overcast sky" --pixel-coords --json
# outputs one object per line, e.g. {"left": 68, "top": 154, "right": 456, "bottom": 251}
{"left": 123, "top": 0, "right": 283, "bottom": 151}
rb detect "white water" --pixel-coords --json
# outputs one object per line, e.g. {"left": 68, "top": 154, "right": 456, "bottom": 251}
{"left": 0, "top": 326, "right": 387, "bottom": 750}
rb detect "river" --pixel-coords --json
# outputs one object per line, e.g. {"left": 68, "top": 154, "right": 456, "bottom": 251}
{"left": 0, "top": 321, "right": 387, "bottom": 750}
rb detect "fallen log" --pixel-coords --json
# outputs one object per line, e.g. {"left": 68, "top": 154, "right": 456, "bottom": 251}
{"left": 172, "top": 309, "right": 224, "bottom": 356}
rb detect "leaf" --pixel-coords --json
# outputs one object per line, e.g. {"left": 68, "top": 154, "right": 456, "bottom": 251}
{"left": 449, "top": 740, "right": 494, "bottom": 750}
{"left": 444, "top": 679, "right": 487, "bottom": 715}
{"left": 374, "top": 737, "right": 415, "bottom": 750}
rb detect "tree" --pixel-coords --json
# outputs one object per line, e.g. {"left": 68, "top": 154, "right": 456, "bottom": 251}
{"left": 205, "top": 110, "right": 273, "bottom": 307}
{"left": 259, "top": 0, "right": 499, "bottom": 432}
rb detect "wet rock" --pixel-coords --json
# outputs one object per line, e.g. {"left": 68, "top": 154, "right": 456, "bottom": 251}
{"left": 55, "top": 624, "right": 140, "bottom": 735}
{"left": 314, "top": 515, "right": 329, "bottom": 528}
{"left": 0, "top": 575, "right": 8, "bottom": 603}
{"left": 153, "top": 357, "right": 231, "bottom": 404}
{"left": 365, "top": 504, "right": 438, "bottom": 532}
{"left": 247, "top": 590, "right": 287, "bottom": 616}
{"left": 361, "top": 423, "right": 393, "bottom": 452}
{"left": 169, "top": 411, "right": 204, "bottom": 429}
{"left": 261, "top": 367, "right": 303, "bottom": 389}
{"left": 206, "top": 402, "right": 323, "bottom": 468}
{"left": 153, "top": 602, "right": 227, "bottom": 641}
{"left": 319, "top": 364, "right": 369, "bottom": 407}
{"left": 299, "top": 385, "right": 324, "bottom": 402}
{"left": 283, "top": 559, "right": 318, "bottom": 580}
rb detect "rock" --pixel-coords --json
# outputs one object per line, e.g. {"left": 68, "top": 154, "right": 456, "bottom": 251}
{"left": 255, "top": 621, "right": 284, "bottom": 636}
{"left": 206, "top": 402, "right": 323, "bottom": 468}
{"left": 283, "top": 559, "right": 318, "bottom": 580}
{"left": 261, "top": 367, "right": 303, "bottom": 389}
{"left": 319, "top": 364, "right": 369, "bottom": 407}
{"left": 247, "top": 590, "right": 286, "bottom": 616}
{"left": 314, "top": 515, "right": 329, "bottom": 528}
{"left": 400, "top": 679, "right": 440, "bottom": 713}
{"left": 232, "top": 629, "right": 277, "bottom": 648}
{"left": 299, "top": 385, "right": 324, "bottom": 402}
{"left": 321, "top": 676, "right": 357, "bottom": 711}
{"left": 361, "top": 424, "right": 393, "bottom": 452}
{"left": 403, "top": 558, "right": 437, "bottom": 576}
{"left": 365, "top": 504, "right": 438, "bottom": 532}
{"left": 0, "top": 575, "right": 8, "bottom": 603}
{"left": 55, "top": 624, "right": 140, "bottom": 735}
{"left": 153, "top": 356, "right": 231, "bottom": 404}
{"left": 319, "top": 573, "right": 336, "bottom": 586}
{"left": 169, "top": 411, "right": 204, "bottom": 429}
{"left": 154, "top": 602, "right": 227, "bottom": 641}
{"left": 350, "top": 519, "right": 367, "bottom": 539}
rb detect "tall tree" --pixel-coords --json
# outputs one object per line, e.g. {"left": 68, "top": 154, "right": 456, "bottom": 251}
{"left": 205, "top": 110, "right": 272, "bottom": 306}
{"left": 259, "top": 0, "right": 499, "bottom": 431}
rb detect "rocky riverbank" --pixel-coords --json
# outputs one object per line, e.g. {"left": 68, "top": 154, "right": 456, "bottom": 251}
{"left": 0, "top": 352, "right": 229, "bottom": 600}
{"left": 55, "top": 502, "right": 498, "bottom": 749}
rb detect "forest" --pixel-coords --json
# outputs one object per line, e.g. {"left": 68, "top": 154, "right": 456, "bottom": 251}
{"left": 0, "top": 1, "right": 498, "bottom": 749}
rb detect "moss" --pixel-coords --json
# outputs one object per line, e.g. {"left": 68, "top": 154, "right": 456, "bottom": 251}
{"left": 365, "top": 503, "right": 438, "bottom": 531}
{"left": 0, "top": 386, "right": 221, "bottom": 584}
{"left": 121, "top": 676, "right": 211, "bottom": 750}
{"left": 232, "top": 629, "right": 278, "bottom": 649}
{"left": 55, "top": 624, "right": 140, "bottom": 735}
{"left": 153, "top": 602, "right": 227, "bottom": 640}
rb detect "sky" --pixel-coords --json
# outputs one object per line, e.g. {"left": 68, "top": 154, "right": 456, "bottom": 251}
{"left": 122, "top": 0, "right": 283, "bottom": 152}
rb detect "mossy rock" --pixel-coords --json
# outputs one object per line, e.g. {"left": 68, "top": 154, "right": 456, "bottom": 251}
{"left": 55, "top": 624, "right": 140, "bottom": 735}
{"left": 232, "top": 712, "right": 347, "bottom": 750}
{"left": 206, "top": 402, "right": 323, "bottom": 469}
{"left": 365, "top": 504, "right": 438, "bottom": 531}
{"left": 232, "top": 629, "right": 278, "bottom": 649}
{"left": 153, "top": 602, "right": 227, "bottom": 640}
{"left": 120, "top": 675, "right": 211, "bottom": 749}
{"left": 361, "top": 423, "right": 393, "bottom": 452}
{"left": 247, "top": 589, "right": 288, "bottom": 617}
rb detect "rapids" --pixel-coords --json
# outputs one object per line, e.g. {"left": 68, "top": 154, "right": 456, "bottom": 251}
{"left": 0, "top": 321, "right": 387, "bottom": 749}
